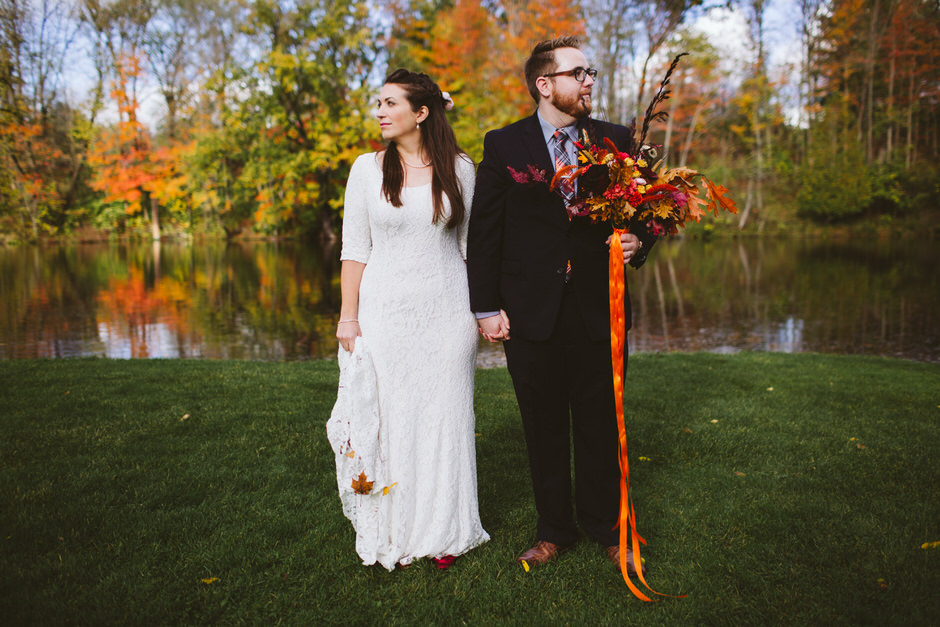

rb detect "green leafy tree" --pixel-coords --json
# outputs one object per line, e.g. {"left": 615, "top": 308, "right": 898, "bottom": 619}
{"left": 229, "top": 0, "right": 379, "bottom": 240}
{"left": 797, "top": 106, "right": 872, "bottom": 221}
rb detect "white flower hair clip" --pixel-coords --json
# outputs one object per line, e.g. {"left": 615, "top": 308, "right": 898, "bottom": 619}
{"left": 441, "top": 91, "right": 454, "bottom": 111}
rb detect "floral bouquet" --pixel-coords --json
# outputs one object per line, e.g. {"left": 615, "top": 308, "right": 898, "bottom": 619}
{"left": 553, "top": 136, "right": 736, "bottom": 234}
{"left": 551, "top": 54, "right": 736, "bottom": 234}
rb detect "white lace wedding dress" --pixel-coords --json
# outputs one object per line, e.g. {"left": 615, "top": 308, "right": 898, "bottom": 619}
{"left": 326, "top": 152, "right": 489, "bottom": 570}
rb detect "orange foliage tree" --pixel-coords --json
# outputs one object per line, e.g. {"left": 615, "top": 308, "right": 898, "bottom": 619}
{"left": 0, "top": 118, "right": 64, "bottom": 237}
{"left": 388, "top": 0, "right": 585, "bottom": 159}
{"left": 87, "top": 52, "right": 192, "bottom": 238}
{"left": 87, "top": 53, "right": 156, "bottom": 231}
{"left": 879, "top": 0, "right": 940, "bottom": 168}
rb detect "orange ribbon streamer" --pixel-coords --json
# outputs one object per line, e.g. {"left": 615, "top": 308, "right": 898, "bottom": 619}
{"left": 610, "top": 229, "right": 682, "bottom": 602}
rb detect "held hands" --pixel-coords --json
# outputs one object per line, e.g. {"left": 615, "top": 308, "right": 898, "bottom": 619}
{"left": 476, "top": 234, "right": 640, "bottom": 346}
{"left": 336, "top": 319, "right": 361, "bottom": 353}
{"left": 606, "top": 231, "right": 643, "bottom": 264}
{"left": 478, "top": 309, "right": 510, "bottom": 342}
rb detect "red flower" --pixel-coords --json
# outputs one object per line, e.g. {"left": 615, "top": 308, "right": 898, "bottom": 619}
{"left": 508, "top": 165, "right": 548, "bottom": 186}
{"left": 648, "top": 220, "right": 666, "bottom": 236}
{"left": 508, "top": 166, "right": 530, "bottom": 184}
{"left": 603, "top": 183, "right": 627, "bottom": 200}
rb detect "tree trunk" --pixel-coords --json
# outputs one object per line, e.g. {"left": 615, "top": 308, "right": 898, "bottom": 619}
{"left": 865, "top": 0, "right": 881, "bottom": 163}
{"left": 739, "top": 177, "right": 754, "bottom": 229}
{"left": 905, "top": 67, "right": 914, "bottom": 169}
{"left": 799, "top": 0, "right": 819, "bottom": 164}
{"left": 679, "top": 99, "right": 705, "bottom": 167}
{"left": 636, "top": 50, "right": 652, "bottom": 122}
{"left": 150, "top": 196, "right": 161, "bottom": 241}
{"left": 745, "top": 97, "right": 763, "bottom": 231}
{"left": 886, "top": 34, "right": 896, "bottom": 162}
{"left": 319, "top": 169, "right": 338, "bottom": 246}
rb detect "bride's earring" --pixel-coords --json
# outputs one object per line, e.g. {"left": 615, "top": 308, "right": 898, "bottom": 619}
{"left": 416, "top": 121, "right": 421, "bottom": 130}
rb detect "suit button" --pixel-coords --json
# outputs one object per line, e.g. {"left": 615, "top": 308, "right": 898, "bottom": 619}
{"left": 556, "top": 267, "right": 565, "bottom": 274}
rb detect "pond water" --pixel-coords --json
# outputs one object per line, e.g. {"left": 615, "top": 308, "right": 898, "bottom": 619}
{"left": 1, "top": 237, "right": 937, "bottom": 366}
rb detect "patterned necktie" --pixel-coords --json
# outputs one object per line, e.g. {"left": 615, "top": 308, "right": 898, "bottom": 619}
{"left": 553, "top": 129, "right": 575, "bottom": 283}
{"left": 553, "top": 129, "right": 575, "bottom": 205}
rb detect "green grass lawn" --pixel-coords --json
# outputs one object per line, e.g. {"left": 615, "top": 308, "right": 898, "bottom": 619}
{"left": 1, "top": 353, "right": 938, "bottom": 625}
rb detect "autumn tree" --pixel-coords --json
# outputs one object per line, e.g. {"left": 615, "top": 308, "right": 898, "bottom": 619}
{"left": 227, "top": 0, "right": 378, "bottom": 240}
{"left": 0, "top": 0, "right": 88, "bottom": 238}
{"left": 797, "top": 0, "right": 939, "bottom": 222}
{"left": 387, "top": 0, "right": 583, "bottom": 159}
{"left": 583, "top": 0, "right": 709, "bottom": 125}
{"left": 381, "top": 0, "right": 448, "bottom": 74}
{"left": 648, "top": 31, "right": 726, "bottom": 167}
{"left": 80, "top": 0, "right": 169, "bottom": 238}
{"left": 880, "top": 0, "right": 939, "bottom": 168}
{"left": 175, "top": 0, "right": 252, "bottom": 235}
{"left": 86, "top": 52, "right": 159, "bottom": 236}
{"left": 142, "top": 0, "right": 207, "bottom": 141}
{"left": 729, "top": 0, "right": 790, "bottom": 230}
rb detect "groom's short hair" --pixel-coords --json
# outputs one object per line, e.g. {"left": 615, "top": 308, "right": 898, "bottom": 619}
{"left": 524, "top": 36, "right": 583, "bottom": 103}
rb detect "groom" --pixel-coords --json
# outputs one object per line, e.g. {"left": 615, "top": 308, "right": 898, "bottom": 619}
{"left": 467, "top": 37, "right": 654, "bottom": 570}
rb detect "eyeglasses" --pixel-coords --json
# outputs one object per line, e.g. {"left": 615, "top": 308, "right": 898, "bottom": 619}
{"left": 543, "top": 67, "right": 598, "bottom": 83}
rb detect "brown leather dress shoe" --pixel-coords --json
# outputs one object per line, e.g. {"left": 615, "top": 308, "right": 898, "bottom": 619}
{"left": 606, "top": 544, "right": 647, "bottom": 575}
{"left": 516, "top": 540, "right": 569, "bottom": 566}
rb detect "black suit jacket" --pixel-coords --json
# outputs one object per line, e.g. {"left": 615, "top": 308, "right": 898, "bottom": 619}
{"left": 468, "top": 113, "right": 654, "bottom": 343}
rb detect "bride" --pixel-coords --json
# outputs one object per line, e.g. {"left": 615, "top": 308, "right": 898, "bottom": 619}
{"left": 326, "top": 69, "right": 489, "bottom": 570}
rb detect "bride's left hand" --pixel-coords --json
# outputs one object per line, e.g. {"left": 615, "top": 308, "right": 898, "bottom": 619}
{"left": 337, "top": 320, "right": 361, "bottom": 353}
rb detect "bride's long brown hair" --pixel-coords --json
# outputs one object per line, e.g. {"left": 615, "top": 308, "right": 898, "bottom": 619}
{"left": 381, "top": 69, "right": 467, "bottom": 229}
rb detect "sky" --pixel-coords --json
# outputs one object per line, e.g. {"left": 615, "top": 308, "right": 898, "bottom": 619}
{"left": 693, "top": 0, "right": 802, "bottom": 71}
{"left": 690, "top": 0, "right": 804, "bottom": 121}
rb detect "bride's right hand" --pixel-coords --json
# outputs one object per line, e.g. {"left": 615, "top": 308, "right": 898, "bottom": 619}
{"left": 337, "top": 320, "right": 361, "bottom": 353}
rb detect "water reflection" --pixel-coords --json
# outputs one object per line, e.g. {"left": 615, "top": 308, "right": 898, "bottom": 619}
{"left": 0, "top": 238, "right": 936, "bottom": 365}
{"left": 1, "top": 240, "right": 339, "bottom": 361}
{"left": 625, "top": 237, "right": 938, "bottom": 363}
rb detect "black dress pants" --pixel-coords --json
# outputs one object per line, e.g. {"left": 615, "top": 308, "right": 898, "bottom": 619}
{"left": 503, "top": 280, "right": 623, "bottom": 547}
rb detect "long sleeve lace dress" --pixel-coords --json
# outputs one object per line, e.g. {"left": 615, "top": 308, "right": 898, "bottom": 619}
{"left": 326, "top": 153, "right": 489, "bottom": 569}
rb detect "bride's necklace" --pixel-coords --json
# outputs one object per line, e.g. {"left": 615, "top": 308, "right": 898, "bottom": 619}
{"left": 401, "top": 155, "right": 431, "bottom": 168}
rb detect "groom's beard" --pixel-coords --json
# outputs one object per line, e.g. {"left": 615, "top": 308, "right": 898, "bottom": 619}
{"left": 552, "top": 90, "right": 592, "bottom": 119}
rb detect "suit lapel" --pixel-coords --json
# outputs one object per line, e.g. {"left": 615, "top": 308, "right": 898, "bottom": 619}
{"left": 518, "top": 113, "right": 573, "bottom": 222}
{"left": 520, "top": 113, "right": 554, "bottom": 176}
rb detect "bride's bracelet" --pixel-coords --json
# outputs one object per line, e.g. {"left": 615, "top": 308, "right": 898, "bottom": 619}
{"left": 338, "top": 319, "right": 358, "bottom": 324}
